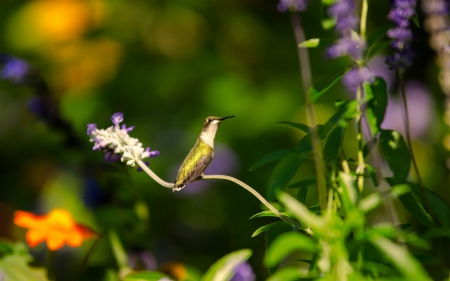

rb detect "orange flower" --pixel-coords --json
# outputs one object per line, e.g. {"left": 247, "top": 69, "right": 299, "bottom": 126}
{"left": 14, "top": 209, "right": 97, "bottom": 251}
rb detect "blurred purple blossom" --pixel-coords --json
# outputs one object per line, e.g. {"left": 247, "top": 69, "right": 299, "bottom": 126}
{"left": 342, "top": 67, "right": 374, "bottom": 93}
{"left": 422, "top": 0, "right": 448, "bottom": 15}
{"left": 327, "top": 0, "right": 365, "bottom": 60}
{"left": 327, "top": 38, "right": 364, "bottom": 60}
{"left": 381, "top": 80, "right": 434, "bottom": 139}
{"left": 277, "top": 0, "right": 309, "bottom": 12}
{"left": 0, "top": 56, "right": 29, "bottom": 84}
{"left": 128, "top": 251, "right": 158, "bottom": 271}
{"left": 386, "top": 0, "right": 416, "bottom": 69}
{"left": 103, "top": 150, "right": 122, "bottom": 162}
{"left": 230, "top": 262, "right": 256, "bottom": 281}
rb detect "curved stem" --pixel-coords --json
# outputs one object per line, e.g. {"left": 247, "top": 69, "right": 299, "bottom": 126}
{"left": 136, "top": 160, "right": 299, "bottom": 226}
{"left": 137, "top": 160, "right": 174, "bottom": 188}
{"left": 202, "top": 174, "right": 300, "bottom": 226}
{"left": 360, "top": 0, "right": 368, "bottom": 41}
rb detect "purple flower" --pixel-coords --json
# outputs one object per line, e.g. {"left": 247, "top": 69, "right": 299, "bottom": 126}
{"left": 103, "top": 150, "right": 122, "bottom": 162}
{"left": 121, "top": 124, "right": 135, "bottom": 133}
{"left": 128, "top": 251, "right": 157, "bottom": 271}
{"left": 277, "top": 0, "right": 309, "bottom": 12}
{"left": 327, "top": 38, "right": 364, "bottom": 60}
{"left": 328, "top": 0, "right": 358, "bottom": 35}
{"left": 111, "top": 112, "right": 124, "bottom": 126}
{"left": 386, "top": 0, "right": 416, "bottom": 69}
{"left": 230, "top": 262, "right": 256, "bottom": 281}
{"left": 1, "top": 57, "right": 29, "bottom": 84}
{"left": 87, "top": 123, "right": 97, "bottom": 135}
{"left": 342, "top": 67, "right": 374, "bottom": 92}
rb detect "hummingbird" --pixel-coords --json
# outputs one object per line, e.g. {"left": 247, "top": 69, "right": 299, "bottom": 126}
{"left": 173, "top": 115, "right": 235, "bottom": 191}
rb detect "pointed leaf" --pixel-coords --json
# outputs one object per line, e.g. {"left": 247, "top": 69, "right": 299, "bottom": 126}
{"left": 323, "top": 125, "right": 346, "bottom": 161}
{"left": 250, "top": 210, "right": 289, "bottom": 219}
{"left": 379, "top": 130, "right": 411, "bottom": 182}
{"left": 366, "top": 40, "right": 393, "bottom": 61}
{"left": 307, "top": 66, "right": 350, "bottom": 104}
{"left": 277, "top": 122, "right": 311, "bottom": 133}
{"left": 267, "top": 153, "right": 304, "bottom": 200}
{"left": 265, "top": 232, "right": 317, "bottom": 269}
{"left": 366, "top": 24, "right": 395, "bottom": 48}
{"left": 298, "top": 38, "right": 334, "bottom": 48}
{"left": 369, "top": 235, "right": 432, "bottom": 281}
{"left": 252, "top": 223, "right": 275, "bottom": 238}
{"left": 124, "top": 271, "right": 173, "bottom": 281}
{"left": 201, "top": 249, "right": 252, "bottom": 281}
{"left": 266, "top": 267, "right": 303, "bottom": 281}
{"left": 249, "top": 149, "right": 295, "bottom": 172}
{"left": 278, "top": 192, "right": 325, "bottom": 231}
{"left": 339, "top": 172, "right": 358, "bottom": 212}
{"left": 366, "top": 77, "right": 388, "bottom": 135}
{"left": 412, "top": 12, "right": 420, "bottom": 28}
{"left": 287, "top": 178, "right": 316, "bottom": 189}
{"left": 363, "top": 138, "right": 377, "bottom": 158}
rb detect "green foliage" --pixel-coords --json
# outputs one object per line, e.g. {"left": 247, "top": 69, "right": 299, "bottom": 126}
{"left": 379, "top": 130, "right": 411, "bottom": 182}
{"left": 201, "top": 249, "right": 252, "bottom": 281}
{"left": 124, "top": 271, "right": 173, "bottom": 281}
{"left": 307, "top": 67, "right": 349, "bottom": 104}
{"left": 0, "top": 242, "right": 48, "bottom": 281}
{"left": 365, "top": 77, "right": 388, "bottom": 136}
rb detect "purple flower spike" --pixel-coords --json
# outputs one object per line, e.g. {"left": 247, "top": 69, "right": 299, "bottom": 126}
{"left": 230, "top": 262, "right": 256, "bottom": 281}
{"left": 111, "top": 112, "right": 124, "bottom": 126}
{"left": 277, "top": 0, "right": 309, "bottom": 13}
{"left": 327, "top": 38, "right": 364, "bottom": 60}
{"left": 150, "top": 151, "right": 160, "bottom": 158}
{"left": 386, "top": 0, "right": 416, "bottom": 69}
{"left": 342, "top": 67, "right": 374, "bottom": 92}
{"left": 1, "top": 57, "right": 29, "bottom": 84}
{"left": 87, "top": 123, "right": 97, "bottom": 135}
{"left": 103, "top": 150, "right": 121, "bottom": 162}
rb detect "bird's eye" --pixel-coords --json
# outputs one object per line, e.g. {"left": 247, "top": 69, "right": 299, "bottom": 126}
{"left": 208, "top": 118, "right": 213, "bottom": 122}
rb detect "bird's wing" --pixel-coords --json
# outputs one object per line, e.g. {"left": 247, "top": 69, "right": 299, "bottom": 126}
{"left": 180, "top": 152, "right": 212, "bottom": 186}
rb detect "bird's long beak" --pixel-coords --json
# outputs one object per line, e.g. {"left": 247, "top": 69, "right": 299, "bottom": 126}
{"left": 219, "top": 116, "right": 235, "bottom": 121}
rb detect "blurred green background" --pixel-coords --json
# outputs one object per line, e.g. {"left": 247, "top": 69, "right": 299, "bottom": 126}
{"left": 0, "top": 0, "right": 448, "bottom": 279}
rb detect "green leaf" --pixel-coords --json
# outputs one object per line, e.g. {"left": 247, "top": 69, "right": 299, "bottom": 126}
{"left": 124, "top": 271, "right": 172, "bottom": 281}
{"left": 307, "top": 67, "right": 350, "bottom": 104}
{"left": 265, "top": 221, "right": 294, "bottom": 247}
{"left": 369, "top": 235, "right": 432, "bottom": 281}
{"left": 277, "top": 122, "right": 311, "bottom": 133}
{"left": 298, "top": 38, "right": 334, "bottom": 48}
{"left": 201, "top": 249, "right": 252, "bottom": 281}
{"left": 265, "top": 232, "right": 317, "bottom": 269}
{"left": 266, "top": 267, "right": 303, "bottom": 281}
{"left": 423, "top": 227, "right": 450, "bottom": 240}
{"left": 379, "top": 130, "right": 411, "bottom": 182}
{"left": 267, "top": 153, "right": 304, "bottom": 200}
{"left": 366, "top": 24, "right": 395, "bottom": 48}
{"left": 250, "top": 210, "right": 288, "bottom": 219}
{"left": 287, "top": 178, "right": 316, "bottom": 189}
{"left": 323, "top": 125, "right": 346, "bottom": 161}
{"left": 0, "top": 242, "right": 48, "bottom": 281}
{"left": 278, "top": 192, "right": 325, "bottom": 231}
{"left": 321, "top": 2, "right": 336, "bottom": 30}
{"left": 327, "top": 99, "right": 360, "bottom": 125}
{"left": 249, "top": 149, "right": 295, "bottom": 172}
{"left": 412, "top": 12, "right": 420, "bottom": 28}
{"left": 366, "top": 77, "right": 388, "bottom": 135}
{"left": 385, "top": 179, "right": 434, "bottom": 228}
{"left": 362, "top": 138, "right": 377, "bottom": 158}
{"left": 252, "top": 223, "right": 276, "bottom": 238}
{"left": 365, "top": 40, "right": 393, "bottom": 61}
{"left": 339, "top": 172, "right": 358, "bottom": 212}
{"left": 358, "top": 193, "right": 382, "bottom": 213}
{"left": 408, "top": 181, "right": 450, "bottom": 227}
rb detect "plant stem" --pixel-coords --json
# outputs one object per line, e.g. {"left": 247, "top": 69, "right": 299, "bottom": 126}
{"left": 136, "top": 160, "right": 300, "bottom": 227}
{"left": 109, "top": 229, "right": 132, "bottom": 278}
{"left": 202, "top": 174, "right": 300, "bottom": 226}
{"left": 76, "top": 238, "right": 100, "bottom": 279}
{"left": 356, "top": 85, "right": 365, "bottom": 192}
{"left": 45, "top": 249, "right": 56, "bottom": 280}
{"left": 291, "top": 12, "right": 327, "bottom": 210}
{"left": 360, "top": 0, "right": 368, "bottom": 41}
{"left": 396, "top": 70, "right": 431, "bottom": 214}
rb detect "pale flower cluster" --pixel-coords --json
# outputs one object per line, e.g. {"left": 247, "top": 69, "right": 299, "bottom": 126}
{"left": 87, "top": 112, "right": 159, "bottom": 168}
